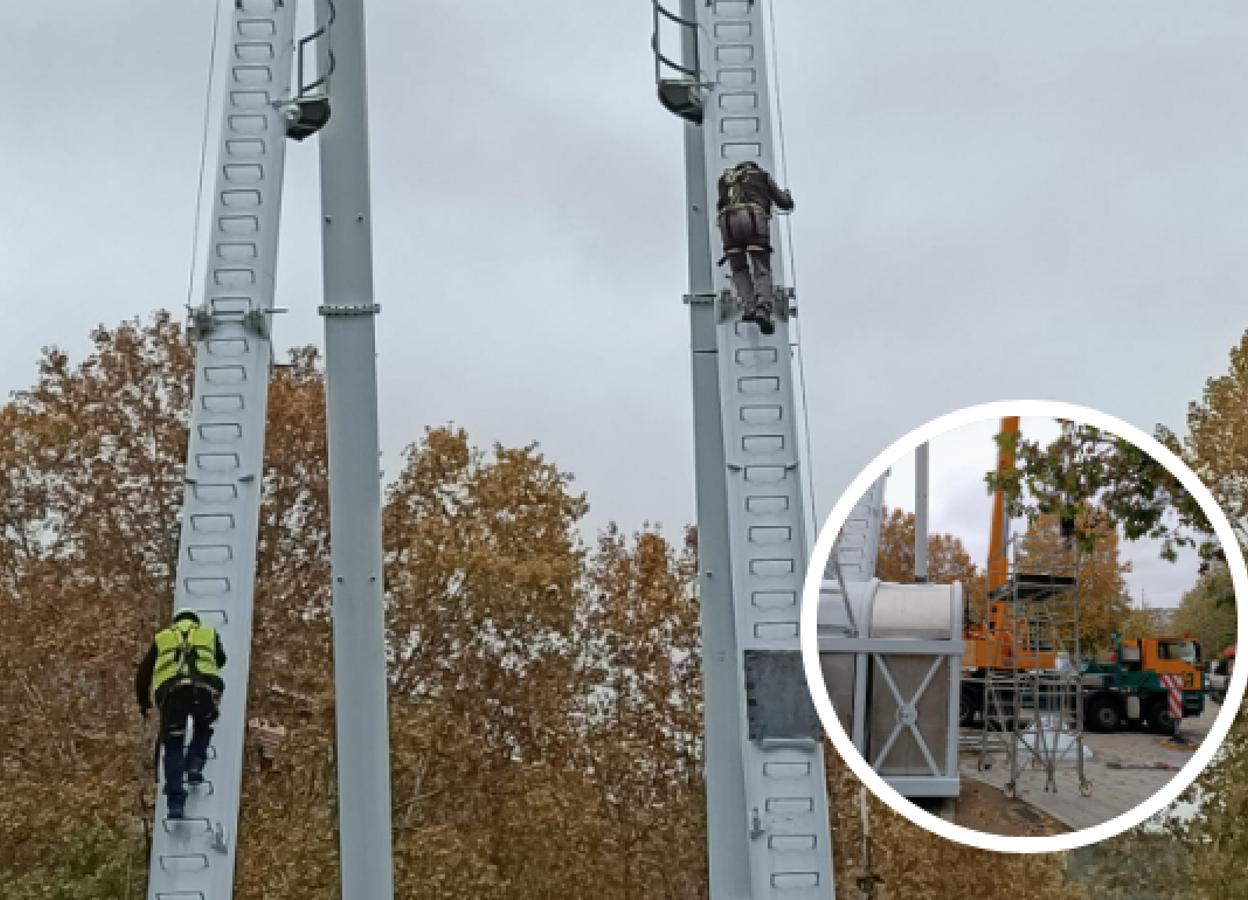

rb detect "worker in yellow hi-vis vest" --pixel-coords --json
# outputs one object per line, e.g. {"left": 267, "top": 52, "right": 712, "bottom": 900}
{"left": 135, "top": 609, "right": 227, "bottom": 819}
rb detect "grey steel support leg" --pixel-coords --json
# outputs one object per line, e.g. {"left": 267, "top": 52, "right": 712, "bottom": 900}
{"left": 315, "top": 1, "right": 395, "bottom": 897}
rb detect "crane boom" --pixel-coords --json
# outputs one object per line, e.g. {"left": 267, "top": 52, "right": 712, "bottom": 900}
{"left": 987, "top": 416, "right": 1019, "bottom": 595}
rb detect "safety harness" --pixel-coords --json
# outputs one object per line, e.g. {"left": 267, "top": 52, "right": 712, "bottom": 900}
{"left": 717, "top": 163, "right": 772, "bottom": 263}
{"left": 154, "top": 623, "right": 218, "bottom": 688}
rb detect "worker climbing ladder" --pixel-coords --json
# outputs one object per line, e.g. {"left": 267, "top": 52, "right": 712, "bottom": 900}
{"left": 654, "top": 1, "right": 834, "bottom": 895}
{"left": 147, "top": 2, "right": 297, "bottom": 897}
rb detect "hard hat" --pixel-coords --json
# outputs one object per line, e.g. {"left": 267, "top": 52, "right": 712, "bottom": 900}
{"left": 173, "top": 608, "right": 201, "bottom": 624}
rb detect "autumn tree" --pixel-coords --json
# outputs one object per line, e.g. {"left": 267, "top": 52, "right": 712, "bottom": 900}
{"left": 0, "top": 318, "right": 347, "bottom": 897}
{"left": 1, "top": 314, "right": 1095, "bottom": 899}
{"left": 0, "top": 318, "right": 598, "bottom": 898}
{"left": 1170, "top": 564, "right": 1237, "bottom": 658}
{"left": 381, "top": 426, "right": 591, "bottom": 898}
{"left": 1, "top": 315, "right": 196, "bottom": 897}
{"left": 1146, "top": 331, "right": 1248, "bottom": 896}
{"left": 1177, "top": 330, "right": 1248, "bottom": 530}
{"left": 1015, "top": 513, "right": 1131, "bottom": 654}
{"left": 1116, "top": 607, "right": 1165, "bottom": 643}
{"left": 0, "top": 315, "right": 697, "bottom": 898}
{"left": 988, "top": 334, "right": 1248, "bottom": 567}
{"left": 1067, "top": 820, "right": 1191, "bottom": 899}
{"left": 1067, "top": 332, "right": 1248, "bottom": 900}
{"left": 1173, "top": 708, "right": 1248, "bottom": 899}
{"left": 574, "top": 524, "right": 706, "bottom": 899}
{"left": 988, "top": 419, "right": 1214, "bottom": 564}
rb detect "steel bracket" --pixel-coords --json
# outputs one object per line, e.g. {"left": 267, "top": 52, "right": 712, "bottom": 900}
{"left": 318, "top": 303, "right": 381, "bottom": 317}
{"left": 717, "top": 287, "right": 796, "bottom": 324}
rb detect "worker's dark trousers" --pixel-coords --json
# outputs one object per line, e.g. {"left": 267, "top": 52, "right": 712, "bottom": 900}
{"left": 158, "top": 681, "right": 221, "bottom": 800}
{"left": 718, "top": 207, "right": 774, "bottom": 307}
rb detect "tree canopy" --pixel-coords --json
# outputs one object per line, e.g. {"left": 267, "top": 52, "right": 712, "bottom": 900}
{"left": 1170, "top": 564, "right": 1236, "bottom": 657}
{"left": 0, "top": 313, "right": 1188, "bottom": 898}
{"left": 1017, "top": 513, "right": 1132, "bottom": 653}
{"left": 986, "top": 421, "right": 1214, "bottom": 562}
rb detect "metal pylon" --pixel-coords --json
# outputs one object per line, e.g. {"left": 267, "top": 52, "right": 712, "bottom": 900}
{"left": 657, "top": 1, "right": 836, "bottom": 895}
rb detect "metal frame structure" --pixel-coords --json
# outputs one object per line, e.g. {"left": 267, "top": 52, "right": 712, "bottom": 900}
{"left": 818, "top": 579, "right": 964, "bottom": 799}
{"left": 148, "top": 1, "right": 393, "bottom": 896}
{"left": 972, "top": 534, "right": 1092, "bottom": 799}
{"left": 654, "top": 1, "right": 834, "bottom": 896}
{"left": 817, "top": 450, "right": 962, "bottom": 799}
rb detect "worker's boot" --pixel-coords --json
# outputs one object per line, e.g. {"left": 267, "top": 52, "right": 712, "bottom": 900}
{"left": 166, "top": 793, "right": 186, "bottom": 820}
{"left": 755, "top": 298, "right": 775, "bottom": 335}
{"left": 186, "top": 755, "right": 205, "bottom": 786}
{"left": 741, "top": 297, "right": 759, "bottom": 326}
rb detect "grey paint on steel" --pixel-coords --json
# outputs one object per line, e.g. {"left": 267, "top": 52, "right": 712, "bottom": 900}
{"left": 314, "top": 0, "right": 396, "bottom": 896}
{"left": 147, "top": 2, "right": 298, "bottom": 898}
{"left": 676, "top": 0, "right": 835, "bottom": 895}
{"left": 819, "top": 580, "right": 964, "bottom": 799}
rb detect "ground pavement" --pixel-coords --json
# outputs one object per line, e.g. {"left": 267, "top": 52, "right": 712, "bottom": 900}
{"left": 958, "top": 701, "right": 1220, "bottom": 831}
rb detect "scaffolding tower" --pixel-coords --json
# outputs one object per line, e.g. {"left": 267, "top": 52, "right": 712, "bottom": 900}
{"left": 973, "top": 535, "right": 1093, "bottom": 799}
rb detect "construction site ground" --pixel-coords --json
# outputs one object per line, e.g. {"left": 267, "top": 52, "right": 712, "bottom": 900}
{"left": 944, "top": 779, "right": 1069, "bottom": 835}
{"left": 956, "top": 701, "right": 1218, "bottom": 832}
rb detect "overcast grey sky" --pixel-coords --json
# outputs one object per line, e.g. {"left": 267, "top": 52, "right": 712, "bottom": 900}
{"left": 3, "top": 3, "right": 1246, "bottom": 577}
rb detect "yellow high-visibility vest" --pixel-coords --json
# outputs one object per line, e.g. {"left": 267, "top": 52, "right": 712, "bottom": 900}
{"left": 152, "top": 622, "right": 220, "bottom": 693}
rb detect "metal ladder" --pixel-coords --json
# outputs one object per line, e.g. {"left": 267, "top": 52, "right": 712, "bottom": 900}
{"left": 147, "top": 2, "right": 297, "bottom": 897}
{"left": 661, "top": 1, "right": 834, "bottom": 895}
{"left": 829, "top": 478, "right": 887, "bottom": 584}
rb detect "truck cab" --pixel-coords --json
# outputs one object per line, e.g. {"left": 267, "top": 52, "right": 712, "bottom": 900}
{"left": 1080, "top": 636, "right": 1204, "bottom": 733}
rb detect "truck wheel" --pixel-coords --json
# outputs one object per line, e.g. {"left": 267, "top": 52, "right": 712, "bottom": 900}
{"left": 959, "top": 685, "right": 980, "bottom": 728}
{"left": 1085, "top": 695, "right": 1119, "bottom": 733}
{"left": 1147, "top": 700, "right": 1177, "bottom": 735}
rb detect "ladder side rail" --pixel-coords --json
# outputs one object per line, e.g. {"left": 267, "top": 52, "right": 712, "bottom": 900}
{"left": 148, "top": 2, "right": 298, "bottom": 898}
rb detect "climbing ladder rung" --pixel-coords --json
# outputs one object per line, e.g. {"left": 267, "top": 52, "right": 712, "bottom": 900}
{"left": 161, "top": 817, "right": 213, "bottom": 833}
{"left": 160, "top": 853, "right": 210, "bottom": 871}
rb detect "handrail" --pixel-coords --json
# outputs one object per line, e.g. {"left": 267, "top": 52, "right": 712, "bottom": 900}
{"left": 656, "top": 1, "right": 697, "bottom": 28}
{"left": 296, "top": 0, "right": 337, "bottom": 96}
{"left": 651, "top": 0, "right": 702, "bottom": 85}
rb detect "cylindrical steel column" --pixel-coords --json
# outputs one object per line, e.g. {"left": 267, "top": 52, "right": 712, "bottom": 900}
{"left": 315, "top": 1, "right": 395, "bottom": 896}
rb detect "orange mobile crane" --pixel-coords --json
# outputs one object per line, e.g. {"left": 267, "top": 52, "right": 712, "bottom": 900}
{"left": 958, "top": 417, "right": 1058, "bottom": 725}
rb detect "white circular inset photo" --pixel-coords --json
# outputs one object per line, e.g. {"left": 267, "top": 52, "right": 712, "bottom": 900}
{"left": 800, "top": 401, "right": 1247, "bottom": 853}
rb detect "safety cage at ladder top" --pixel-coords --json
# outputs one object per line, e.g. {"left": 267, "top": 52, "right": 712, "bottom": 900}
{"left": 818, "top": 577, "right": 964, "bottom": 798}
